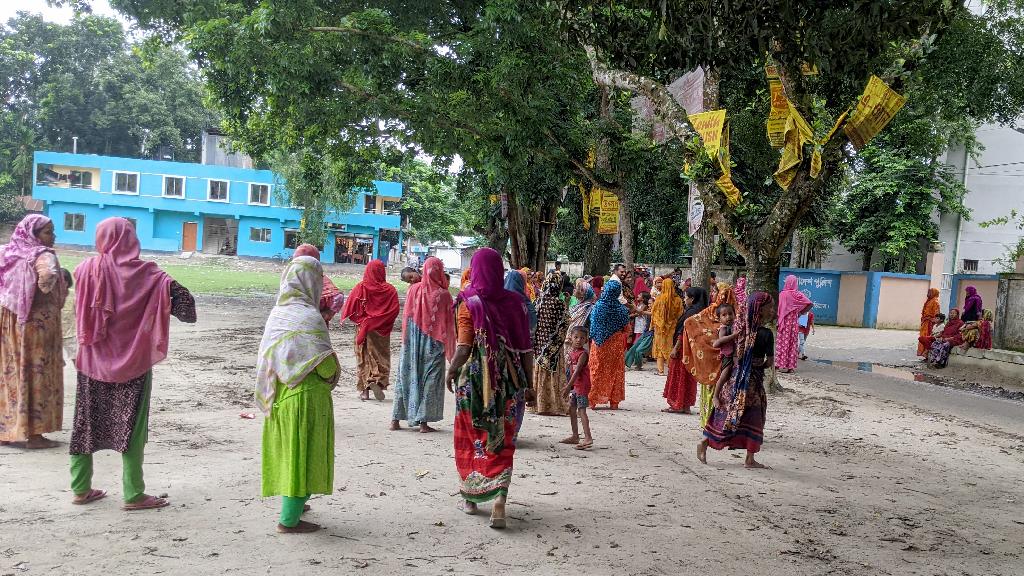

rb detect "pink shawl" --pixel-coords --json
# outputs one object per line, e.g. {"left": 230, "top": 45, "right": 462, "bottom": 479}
{"left": 402, "top": 256, "right": 456, "bottom": 359}
{"left": 75, "top": 217, "right": 175, "bottom": 382}
{"left": 777, "top": 274, "right": 812, "bottom": 322}
{"left": 0, "top": 214, "right": 56, "bottom": 324}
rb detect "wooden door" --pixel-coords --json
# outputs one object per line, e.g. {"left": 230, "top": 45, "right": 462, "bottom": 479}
{"left": 182, "top": 222, "right": 198, "bottom": 252}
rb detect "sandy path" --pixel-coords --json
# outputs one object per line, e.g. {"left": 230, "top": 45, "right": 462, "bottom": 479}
{"left": 1, "top": 297, "right": 1022, "bottom": 575}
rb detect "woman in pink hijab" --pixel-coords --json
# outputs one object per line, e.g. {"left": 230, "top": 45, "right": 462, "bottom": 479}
{"left": 775, "top": 274, "right": 812, "bottom": 373}
{"left": 0, "top": 214, "right": 66, "bottom": 449}
{"left": 68, "top": 218, "right": 197, "bottom": 509}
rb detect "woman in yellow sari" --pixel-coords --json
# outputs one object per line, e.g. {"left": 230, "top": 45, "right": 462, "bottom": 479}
{"left": 650, "top": 279, "right": 683, "bottom": 376}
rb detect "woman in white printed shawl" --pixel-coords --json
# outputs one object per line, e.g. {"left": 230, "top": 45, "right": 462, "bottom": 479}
{"left": 256, "top": 256, "right": 339, "bottom": 534}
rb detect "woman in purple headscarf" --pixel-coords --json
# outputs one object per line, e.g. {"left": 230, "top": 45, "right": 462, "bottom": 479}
{"left": 445, "top": 248, "right": 533, "bottom": 530}
{"left": 961, "top": 286, "right": 983, "bottom": 322}
{"left": 0, "top": 214, "right": 67, "bottom": 449}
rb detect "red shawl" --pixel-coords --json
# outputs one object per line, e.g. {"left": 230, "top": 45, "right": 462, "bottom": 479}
{"left": 402, "top": 256, "right": 456, "bottom": 359}
{"left": 340, "top": 259, "right": 399, "bottom": 344}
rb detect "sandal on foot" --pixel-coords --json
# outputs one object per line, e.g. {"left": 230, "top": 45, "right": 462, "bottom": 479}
{"left": 459, "top": 501, "right": 478, "bottom": 515}
{"left": 576, "top": 440, "right": 593, "bottom": 450}
{"left": 72, "top": 489, "right": 107, "bottom": 505}
{"left": 559, "top": 436, "right": 580, "bottom": 445}
{"left": 122, "top": 495, "right": 169, "bottom": 511}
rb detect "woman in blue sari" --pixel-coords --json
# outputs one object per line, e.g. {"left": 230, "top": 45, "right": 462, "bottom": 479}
{"left": 391, "top": 256, "right": 456, "bottom": 432}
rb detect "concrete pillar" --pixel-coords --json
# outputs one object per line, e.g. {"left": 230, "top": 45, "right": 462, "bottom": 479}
{"left": 925, "top": 242, "right": 945, "bottom": 287}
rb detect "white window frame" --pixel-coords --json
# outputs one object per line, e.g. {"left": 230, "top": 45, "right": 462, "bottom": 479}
{"left": 64, "top": 213, "right": 85, "bottom": 232}
{"left": 162, "top": 175, "right": 185, "bottom": 199}
{"left": 112, "top": 171, "right": 140, "bottom": 195}
{"left": 207, "top": 179, "right": 230, "bottom": 203}
{"left": 248, "top": 182, "right": 270, "bottom": 206}
{"left": 250, "top": 227, "right": 272, "bottom": 243}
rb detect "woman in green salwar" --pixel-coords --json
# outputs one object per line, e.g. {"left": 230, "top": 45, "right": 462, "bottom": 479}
{"left": 256, "top": 255, "right": 339, "bottom": 534}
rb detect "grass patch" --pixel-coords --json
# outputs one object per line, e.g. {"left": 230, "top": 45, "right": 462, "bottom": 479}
{"left": 56, "top": 254, "right": 408, "bottom": 297}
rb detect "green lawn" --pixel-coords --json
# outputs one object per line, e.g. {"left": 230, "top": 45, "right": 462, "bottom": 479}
{"left": 57, "top": 254, "right": 408, "bottom": 297}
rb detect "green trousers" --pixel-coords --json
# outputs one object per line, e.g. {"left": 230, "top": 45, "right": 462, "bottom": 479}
{"left": 280, "top": 495, "right": 310, "bottom": 527}
{"left": 70, "top": 377, "right": 151, "bottom": 503}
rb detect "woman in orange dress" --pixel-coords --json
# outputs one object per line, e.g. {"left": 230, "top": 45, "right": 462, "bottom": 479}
{"left": 587, "top": 279, "right": 630, "bottom": 410}
{"left": 917, "top": 288, "right": 941, "bottom": 357}
{"left": 682, "top": 282, "right": 737, "bottom": 427}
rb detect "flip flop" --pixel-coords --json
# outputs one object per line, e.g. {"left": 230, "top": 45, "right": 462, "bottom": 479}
{"left": 122, "top": 495, "right": 169, "bottom": 511}
{"left": 72, "top": 489, "right": 107, "bottom": 505}
{"left": 559, "top": 437, "right": 580, "bottom": 445}
{"left": 576, "top": 441, "right": 593, "bottom": 450}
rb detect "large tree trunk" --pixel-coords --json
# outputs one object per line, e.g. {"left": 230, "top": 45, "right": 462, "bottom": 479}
{"left": 584, "top": 215, "right": 614, "bottom": 276}
{"left": 746, "top": 251, "right": 783, "bottom": 294}
{"left": 789, "top": 231, "right": 802, "bottom": 268}
{"left": 507, "top": 190, "right": 558, "bottom": 270}
{"left": 691, "top": 218, "right": 715, "bottom": 290}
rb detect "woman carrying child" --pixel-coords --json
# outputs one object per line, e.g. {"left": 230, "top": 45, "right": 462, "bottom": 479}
{"left": 699, "top": 291, "right": 776, "bottom": 470}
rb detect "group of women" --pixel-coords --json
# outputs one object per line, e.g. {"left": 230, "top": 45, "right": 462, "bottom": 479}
{"left": 0, "top": 212, "right": 801, "bottom": 533}
{"left": 0, "top": 215, "right": 196, "bottom": 512}
{"left": 917, "top": 285, "right": 993, "bottom": 368}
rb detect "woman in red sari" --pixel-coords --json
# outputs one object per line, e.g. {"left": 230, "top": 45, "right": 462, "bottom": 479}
{"left": 662, "top": 287, "right": 708, "bottom": 414}
{"left": 446, "top": 248, "right": 533, "bottom": 529}
{"left": 340, "top": 260, "right": 399, "bottom": 400}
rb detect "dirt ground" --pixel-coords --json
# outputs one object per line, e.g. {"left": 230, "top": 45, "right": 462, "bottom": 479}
{"left": 1, "top": 298, "right": 1022, "bottom": 576}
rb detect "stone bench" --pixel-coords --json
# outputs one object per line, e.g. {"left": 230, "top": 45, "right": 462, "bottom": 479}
{"left": 949, "top": 346, "right": 1024, "bottom": 379}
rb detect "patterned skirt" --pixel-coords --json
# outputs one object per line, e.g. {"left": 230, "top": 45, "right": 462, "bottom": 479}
{"left": 703, "top": 368, "right": 767, "bottom": 453}
{"left": 455, "top": 388, "right": 525, "bottom": 503}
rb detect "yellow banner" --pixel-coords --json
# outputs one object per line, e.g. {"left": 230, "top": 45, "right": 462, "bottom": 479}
{"left": 844, "top": 75, "right": 906, "bottom": 150}
{"left": 767, "top": 80, "right": 788, "bottom": 148}
{"left": 688, "top": 109, "right": 741, "bottom": 206}
{"left": 773, "top": 103, "right": 813, "bottom": 190}
{"left": 688, "top": 110, "right": 727, "bottom": 158}
{"left": 715, "top": 175, "right": 741, "bottom": 207}
{"left": 597, "top": 189, "right": 619, "bottom": 235}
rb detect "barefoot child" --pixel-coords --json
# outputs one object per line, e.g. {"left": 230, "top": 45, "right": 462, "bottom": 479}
{"left": 560, "top": 326, "right": 593, "bottom": 450}
{"left": 711, "top": 303, "right": 738, "bottom": 409}
{"left": 798, "top": 310, "right": 814, "bottom": 361}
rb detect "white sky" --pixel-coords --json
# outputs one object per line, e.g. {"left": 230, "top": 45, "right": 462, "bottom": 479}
{"left": 0, "top": 0, "right": 130, "bottom": 27}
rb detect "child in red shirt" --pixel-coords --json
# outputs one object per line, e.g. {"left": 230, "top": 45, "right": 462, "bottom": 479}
{"left": 560, "top": 326, "right": 593, "bottom": 450}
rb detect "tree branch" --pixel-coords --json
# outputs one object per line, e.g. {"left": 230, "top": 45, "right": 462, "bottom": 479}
{"left": 309, "top": 26, "right": 437, "bottom": 54}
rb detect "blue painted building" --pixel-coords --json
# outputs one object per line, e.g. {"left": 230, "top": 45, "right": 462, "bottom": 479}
{"left": 32, "top": 151, "right": 403, "bottom": 262}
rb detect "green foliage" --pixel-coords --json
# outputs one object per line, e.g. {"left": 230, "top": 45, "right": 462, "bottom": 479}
{"left": 828, "top": 6, "right": 1024, "bottom": 271}
{"left": 382, "top": 159, "right": 472, "bottom": 245}
{"left": 267, "top": 147, "right": 366, "bottom": 247}
{"left": 0, "top": 12, "right": 218, "bottom": 205}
